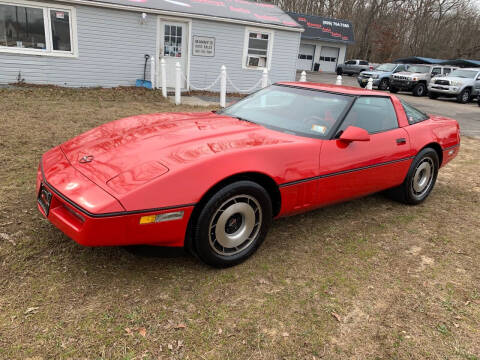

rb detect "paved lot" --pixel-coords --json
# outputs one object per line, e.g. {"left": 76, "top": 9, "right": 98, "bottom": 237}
{"left": 297, "top": 71, "right": 480, "bottom": 138}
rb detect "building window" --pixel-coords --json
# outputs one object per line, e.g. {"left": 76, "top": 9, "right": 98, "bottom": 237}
{"left": 0, "top": 1, "right": 76, "bottom": 57}
{"left": 243, "top": 27, "right": 274, "bottom": 70}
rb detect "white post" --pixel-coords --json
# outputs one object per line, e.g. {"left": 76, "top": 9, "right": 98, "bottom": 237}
{"left": 366, "top": 77, "right": 373, "bottom": 90}
{"left": 300, "top": 71, "right": 307, "bottom": 82}
{"left": 335, "top": 75, "right": 342, "bottom": 86}
{"left": 220, "top": 65, "right": 227, "bottom": 108}
{"left": 261, "top": 68, "right": 269, "bottom": 88}
{"left": 150, "top": 57, "right": 156, "bottom": 89}
{"left": 160, "top": 58, "right": 167, "bottom": 98}
{"left": 175, "top": 62, "right": 181, "bottom": 105}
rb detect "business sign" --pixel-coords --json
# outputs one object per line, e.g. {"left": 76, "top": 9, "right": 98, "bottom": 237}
{"left": 193, "top": 36, "right": 215, "bottom": 57}
{"left": 287, "top": 12, "right": 355, "bottom": 44}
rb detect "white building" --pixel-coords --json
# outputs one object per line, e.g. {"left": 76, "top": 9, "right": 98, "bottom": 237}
{"left": 287, "top": 12, "right": 355, "bottom": 73}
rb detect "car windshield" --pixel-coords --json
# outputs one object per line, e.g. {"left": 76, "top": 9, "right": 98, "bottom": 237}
{"left": 219, "top": 85, "right": 353, "bottom": 139}
{"left": 408, "top": 65, "right": 430, "bottom": 73}
{"left": 375, "top": 63, "right": 397, "bottom": 72}
{"left": 448, "top": 69, "right": 478, "bottom": 79}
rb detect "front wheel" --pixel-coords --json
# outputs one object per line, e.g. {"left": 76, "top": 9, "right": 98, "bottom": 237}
{"left": 336, "top": 68, "right": 343, "bottom": 75}
{"left": 429, "top": 92, "right": 439, "bottom": 99}
{"left": 457, "top": 89, "right": 471, "bottom": 104}
{"left": 389, "top": 86, "right": 399, "bottom": 94}
{"left": 413, "top": 83, "right": 427, "bottom": 97}
{"left": 386, "top": 148, "right": 439, "bottom": 205}
{"left": 193, "top": 181, "right": 272, "bottom": 268}
{"left": 378, "top": 78, "right": 389, "bottom": 91}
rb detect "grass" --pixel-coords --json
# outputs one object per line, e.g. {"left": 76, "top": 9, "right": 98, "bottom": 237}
{"left": 0, "top": 86, "right": 479, "bottom": 359}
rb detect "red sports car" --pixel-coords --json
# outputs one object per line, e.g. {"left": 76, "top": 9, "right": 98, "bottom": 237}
{"left": 37, "top": 83, "right": 460, "bottom": 267}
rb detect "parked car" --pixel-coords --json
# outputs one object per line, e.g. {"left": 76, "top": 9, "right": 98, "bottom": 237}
{"left": 428, "top": 68, "right": 480, "bottom": 103}
{"left": 390, "top": 65, "right": 456, "bottom": 96}
{"left": 37, "top": 83, "right": 460, "bottom": 268}
{"left": 357, "top": 63, "right": 409, "bottom": 90}
{"left": 336, "top": 60, "right": 370, "bottom": 76}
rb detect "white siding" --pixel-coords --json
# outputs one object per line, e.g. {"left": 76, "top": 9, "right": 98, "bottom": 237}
{"left": 189, "top": 19, "right": 300, "bottom": 92}
{"left": 0, "top": 5, "right": 157, "bottom": 87}
{"left": 0, "top": 4, "right": 300, "bottom": 89}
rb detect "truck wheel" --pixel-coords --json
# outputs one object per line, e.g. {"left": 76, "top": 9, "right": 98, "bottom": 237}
{"left": 457, "top": 89, "right": 471, "bottom": 104}
{"left": 413, "top": 83, "right": 427, "bottom": 97}
{"left": 429, "top": 92, "right": 439, "bottom": 99}
{"left": 378, "top": 78, "right": 389, "bottom": 91}
{"left": 389, "top": 87, "right": 399, "bottom": 94}
{"left": 336, "top": 68, "right": 343, "bottom": 75}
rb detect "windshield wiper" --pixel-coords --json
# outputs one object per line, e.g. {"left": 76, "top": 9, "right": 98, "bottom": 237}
{"left": 232, "top": 116, "right": 255, "bottom": 124}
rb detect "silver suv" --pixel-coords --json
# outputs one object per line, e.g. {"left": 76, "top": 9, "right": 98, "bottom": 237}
{"left": 389, "top": 65, "right": 456, "bottom": 96}
{"left": 336, "top": 60, "right": 370, "bottom": 76}
{"left": 428, "top": 68, "right": 480, "bottom": 103}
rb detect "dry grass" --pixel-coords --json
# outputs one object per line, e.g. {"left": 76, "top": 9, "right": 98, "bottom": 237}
{"left": 0, "top": 86, "right": 479, "bottom": 360}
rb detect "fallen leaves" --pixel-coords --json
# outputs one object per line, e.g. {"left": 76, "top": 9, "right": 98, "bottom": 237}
{"left": 24, "top": 307, "right": 39, "bottom": 315}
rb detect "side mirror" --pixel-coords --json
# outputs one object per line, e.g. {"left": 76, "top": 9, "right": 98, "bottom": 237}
{"left": 339, "top": 126, "right": 370, "bottom": 142}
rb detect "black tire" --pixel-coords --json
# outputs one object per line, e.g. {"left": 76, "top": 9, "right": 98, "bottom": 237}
{"left": 457, "top": 88, "right": 471, "bottom": 104}
{"left": 359, "top": 83, "right": 367, "bottom": 88}
{"left": 378, "top": 78, "right": 389, "bottom": 91}
{"left": 413, "top": 83, "right": 427, "bottom": 97}
{"left": 336, "top": 68, "right": 343, "bottom": 75}
{"left": 193, "top": 181, "right": 272, "bottom": 268}
{"left": 386, "top": 148, "right": 439, "bottom": 205}
{"left": 389, "top": 86, "right": 399, "bottom": 94}
{"left": 429, "top": 92, "right": 439, "bottom": 99}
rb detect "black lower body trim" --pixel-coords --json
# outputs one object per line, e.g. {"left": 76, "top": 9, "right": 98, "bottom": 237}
{"left": 279, "top": 156, "right": 415, "bottom": 188}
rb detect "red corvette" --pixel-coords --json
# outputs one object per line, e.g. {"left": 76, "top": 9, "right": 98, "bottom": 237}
{"left": 37, "top": 83, "right": 460, "bottom": 267}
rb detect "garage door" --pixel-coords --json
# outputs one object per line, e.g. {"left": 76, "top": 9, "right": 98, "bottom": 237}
{"left": 319, "top": 46, "right": 340, "bottom": 73}
{"left": 296, "top": 44, "right": 315, "bottom": 71}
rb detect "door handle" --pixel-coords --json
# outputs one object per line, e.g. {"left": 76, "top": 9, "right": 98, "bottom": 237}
{"left": 396, "top": 138, "right": 407, "bottom": 145}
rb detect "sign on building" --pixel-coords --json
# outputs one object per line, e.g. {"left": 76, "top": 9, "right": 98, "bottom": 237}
{"left": 193, "top": 36, "right": 215, "bottom": 57}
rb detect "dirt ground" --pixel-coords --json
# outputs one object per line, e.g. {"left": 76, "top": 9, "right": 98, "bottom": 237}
{"left": 0, "top": 87, "right": 479, "bottom": 359}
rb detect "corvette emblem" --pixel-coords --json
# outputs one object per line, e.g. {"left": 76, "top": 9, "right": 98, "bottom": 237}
{"left": 79, "top": 155, "right": 94, "bottom": 164}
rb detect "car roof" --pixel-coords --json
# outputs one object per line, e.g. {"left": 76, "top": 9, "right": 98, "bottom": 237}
{"left": 277, "top": 82, "right": 392, "bottom": 97}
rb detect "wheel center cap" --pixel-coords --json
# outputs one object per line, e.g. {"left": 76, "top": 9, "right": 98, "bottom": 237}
{"left": 225, "top": 214, "right": 243, "bottom": 234}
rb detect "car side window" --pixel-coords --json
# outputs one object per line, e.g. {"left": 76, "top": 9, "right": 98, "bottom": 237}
{"left": 395, "top": 65, "right": 405, "bottom": 73}
{"left": 345, "top": 60, "right": 356, "bottom": 65}
{"left": 359, "top": 60, "right": 368, "bottom": 65}
{"left": 443, "top": 68, "right": 452, "bottom": 75}
{"left": 338, "top": 97, "right": 398, "bottom": 135}
{"left": 431, "top": 67, "right": 442, "bottom": 76}
{"left": 401, "top": 100, "right": 429, "bottom": 125}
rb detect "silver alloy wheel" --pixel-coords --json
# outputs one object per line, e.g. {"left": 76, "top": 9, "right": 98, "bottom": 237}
{"left": 462, "top": 91, "right": 470, "bottom": 103}
{"left": 208, "top": 195, "right": 262, "bottom": 256}
{"left": 411, "top": 158, "right": 434, "bottom": 196}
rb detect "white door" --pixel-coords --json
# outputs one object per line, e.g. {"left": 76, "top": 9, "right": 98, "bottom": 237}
{"left": 297, "top": 44, "right": 315, "bottom": 71}
{"left": 160, "top": 21, "right": 187, "bottom": 88}
{"left": 319, "top": 46, "right": 340, "bottom": 73}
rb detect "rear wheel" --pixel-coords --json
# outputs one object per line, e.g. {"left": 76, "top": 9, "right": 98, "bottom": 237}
{"left": 378, "top": 78, "right": 389, "bottom": 91}
{"left": 457, "top": 88, "right": 471, "bottom": 104}
{"left": 193, "top": 181, "right": 272, "bottom": 268}
{"left": 413, "top": 83, "right": 427, "bottom": 97}
{"left": 386, "top": 148, "right": 439, "bottom": 205}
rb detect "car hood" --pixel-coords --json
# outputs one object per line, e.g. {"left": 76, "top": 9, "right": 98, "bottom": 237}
{"left": 361, "top": 70, "right": 387, "bottom": 76}
{"left": 434, "top": 76, "right": 471, "bottom": 83}
{"left": 394, "top": 71, "right": 427, "bottom": 78}
{"left": 60, "top": 112, "right": 295, "bottom": 195}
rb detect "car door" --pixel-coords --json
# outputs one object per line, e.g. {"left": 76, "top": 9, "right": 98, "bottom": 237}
{"left": 474, "top": 72, "right": 480, "bottom": 96}
{"left": 316, "top": 96, "right": 412, "bottom": 206}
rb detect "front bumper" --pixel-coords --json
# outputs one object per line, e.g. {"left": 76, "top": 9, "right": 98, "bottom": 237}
{"left": 390, "top": 79, "right": 416, "bottom": 90}
{"left": 357, "top": 77, "right": 380, "bottom": 86}
{"left": 37, "top": 157, "right": 194, "bottom": 248}
{"left": 428, "top": 84, "right": 461, "bottom": 96}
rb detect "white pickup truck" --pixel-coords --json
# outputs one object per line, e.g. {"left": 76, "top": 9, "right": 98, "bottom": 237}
{"left": 428, "top": 68, "right": 480, "bottom": 103}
